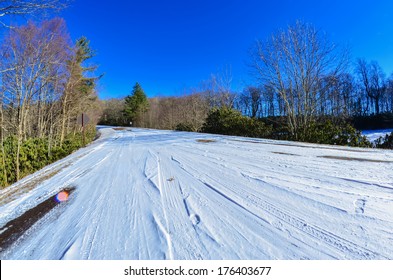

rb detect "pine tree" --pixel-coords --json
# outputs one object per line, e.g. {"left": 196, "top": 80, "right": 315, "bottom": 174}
{"left": 124, "top": 83, "right": 149, "bottom": 126}
{"left": 60, "top": 36, "right": 100, "bottom": 144}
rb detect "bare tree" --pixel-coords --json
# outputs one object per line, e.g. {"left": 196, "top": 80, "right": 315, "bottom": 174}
{"left": 356, "top": 59, "right": 386, "bottom": 115}
{"left": 0, "top": 18, "right": 71, "bottom": 179}
{"left": 387, "top": 75, "right": 393, "bottom": 113}
{"left": 0, "top": 0, "right": 68, "bottom": 28}
{"left": 239, "top": 86, "right": 262, "bottom": 118}
{"left": 202, "top": 67, "right": 236, "bottom": 109}
{"left": 252, "top": 21, "right": 348, "bottom": 139}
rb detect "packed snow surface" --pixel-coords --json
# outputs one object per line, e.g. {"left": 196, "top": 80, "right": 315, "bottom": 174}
{"left": 1, "top": 128, "right": 393, "bottom": 260}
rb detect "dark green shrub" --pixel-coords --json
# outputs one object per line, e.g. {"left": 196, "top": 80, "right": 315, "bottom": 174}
{"left": 202, "top": 107, "right": 272, "bottom": 138}
{"left": 0, "top": 136, "right": 18, "bottom": 186}
{"left": 19, "top": 138, "right": 50, "bottom": 177}
{"left": 375, "top": 133, "right": 393, "bottom": 149}
{"left": 301, "top": 120, "right": 371, "bottom": 147}
{"left": 175, "top": 123, "right": 194, "bottom": 132}
{"left": 0, "top": 125, "right": 98, "bottom": 188}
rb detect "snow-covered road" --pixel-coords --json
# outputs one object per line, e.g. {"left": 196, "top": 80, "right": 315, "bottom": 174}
{"left": 1, "top": 127, "right": 393, "bottom": 260}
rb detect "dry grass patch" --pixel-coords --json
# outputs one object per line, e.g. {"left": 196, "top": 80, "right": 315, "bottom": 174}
{"left": 113, "top": 127, "right": 128, "bottom": 131}
{"left": 272, "top": 152, "right": 299, "bottom": 156}
{"left": 229, "top": 139, "right": 371, "bottom": 153}
{"left": 196, "top": 139, "right": 217, "bottom": 143}
{"left": 318, "top": 155, "right": 391, "bottom": 163}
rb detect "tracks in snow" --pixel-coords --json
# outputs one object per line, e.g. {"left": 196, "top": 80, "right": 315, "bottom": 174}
{"left": 2, "top": 129, "right": 393, "bottom": 260}
{"left": 148, "top": 150, "right": 208, "bottom": 259}
{"left": 169, "top": 151, "right": 385, "bottom": 260}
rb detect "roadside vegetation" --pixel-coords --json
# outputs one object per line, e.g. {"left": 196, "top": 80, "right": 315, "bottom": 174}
{"left": 0, "top": 2, "right": 101, "bottom": 188}
{"left": 375, "top": 133, "right": 393, "bottom": 149}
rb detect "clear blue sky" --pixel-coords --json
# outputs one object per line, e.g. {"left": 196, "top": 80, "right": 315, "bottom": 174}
{"left": 60, "top": 0, "right": 393, "bottom": 99}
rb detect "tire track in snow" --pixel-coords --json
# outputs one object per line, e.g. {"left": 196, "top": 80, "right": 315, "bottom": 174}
{"left": 165, "top": 152, "right": 307, "bottom": 259}
{"left": 4, "top": 129, "right": 392, "bottom": 260}
{"left": 155, "top": 152, "right": 174, "bottom": 260}
{"left": 60, "top": 161, "right": 116, "bottom": 259}
{"left": 62, "top": 142, "right": 140, "bottom": 259}
{"left": 150, "top": 150, "right": 209, "bottom": 259}
{"left": 244, "top": 191, "right": 379, "bottom": 259}
{"left": 174, "top": 143, "right": 393, "bottom": 200}
{"left": 170, "top": 152, "right": 384, "bottom": 260}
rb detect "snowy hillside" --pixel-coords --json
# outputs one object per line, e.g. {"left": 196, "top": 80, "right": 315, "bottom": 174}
{"left": 1, "top": 127, "right": 393, "bottom": 260}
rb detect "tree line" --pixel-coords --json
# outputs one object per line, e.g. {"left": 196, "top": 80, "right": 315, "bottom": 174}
{"left": 101, "top": 21, "right": 393, "bottom": 148}
{"left": 0, "top": 2, "right": 100, "bottom": 187}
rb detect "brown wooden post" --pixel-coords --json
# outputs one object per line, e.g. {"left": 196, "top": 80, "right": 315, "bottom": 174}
{"left": 82, "top": 113, "right": 86, "bottom": 146}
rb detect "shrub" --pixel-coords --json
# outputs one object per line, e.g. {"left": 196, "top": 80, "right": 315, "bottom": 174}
{"left": 19, "top": 138, "right": 50, "bottom": 177}
{"left": 202, "top": 107, "right": 272, "bottom": 138}
{"left": 0, "top": 125, "right": 98, "bottom": 188}
{"left": 375, "top": 133, "right": 393, "bottom": 149}
{"left": 175, "top": 123, "right": 194, "bottom": 132}
{"left": 0, "top": 136, "right": 18, "bottom": 186}
{"left": 301, "top": 120, "right": 371, "bottom": 147}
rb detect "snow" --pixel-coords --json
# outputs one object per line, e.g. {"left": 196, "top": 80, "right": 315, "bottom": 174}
{"left": 0, "top": 127, "right": 393, "bottom": 260}
{"left": 362, "top": 128, "right": 393, "bottom": 143}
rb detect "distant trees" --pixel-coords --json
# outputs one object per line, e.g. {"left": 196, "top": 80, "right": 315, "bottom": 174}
{"left": 141, "top": 92, "right": 209, "bottom": 131}
{"left": 387, "top": 76, "right": 393, "bottom": 112}
{"left": 356, "top": 59, "right": 387, "bottom": 115}
{"left": 100, "top": 98, "right": 128, "bottom": 126}
{"left": 103, "top": 84, "right": 209, "bottom": 130}
{"left": 251, "top": 21, "right": 348, "bottom": 140}
{"left": 124, "top": 83, "right": 149, "bottom": 126}
{"left": 99, "top": 91, "right": 210, "bottom": 131}
{"left": 203, "top": 68, "right": 236, "bottom": 108}
{"left": 238, "top": 87, "right": 262, "bottom": 118}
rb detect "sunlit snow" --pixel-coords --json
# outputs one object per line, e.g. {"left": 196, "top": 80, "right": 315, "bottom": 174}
{"left": 0, "top": 127, "right": 392, "bottom": 260}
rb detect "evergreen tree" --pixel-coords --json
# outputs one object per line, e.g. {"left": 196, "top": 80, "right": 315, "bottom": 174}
{"left": 124, "top": 83, "right": 149, "bottom": 126}
{"left": 60, "top": 36, "right": 101, "bottom": 144}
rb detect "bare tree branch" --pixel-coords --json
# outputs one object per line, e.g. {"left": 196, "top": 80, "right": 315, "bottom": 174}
{"left": 251, "top": 21, "right": 348, "bottom": 139}
{"left": 0, "top": 0, "right": 69, "bottom": 28}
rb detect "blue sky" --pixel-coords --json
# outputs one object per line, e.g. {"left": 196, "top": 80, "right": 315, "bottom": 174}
{"left": 60, "top": 0, "right": 393, "bottom": 99}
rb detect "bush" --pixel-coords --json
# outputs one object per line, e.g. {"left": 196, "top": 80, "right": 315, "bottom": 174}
{"left": 202, "top": 107, "right": 272, "bottom": 138}
{"left": 0, "top": 136, "right": 18, "bottom": 186}
{"left": 0, "top": 125, "right": 98, "bottom": 188}
{"left": 175, "top": 123, "right": 194, "bottom": 132}
{"left": 301, "top": 120, "right": 371, "bottom": 147}
{"left": 375, "top": 133, "right": 393, "bottom": 149}
{"left": 19, "top": 138, "right": 50, "bottom": 177}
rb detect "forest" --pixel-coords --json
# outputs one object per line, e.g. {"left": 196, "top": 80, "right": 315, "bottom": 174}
{"left": 1, "top": 1, "right": 393, "bottom": 189}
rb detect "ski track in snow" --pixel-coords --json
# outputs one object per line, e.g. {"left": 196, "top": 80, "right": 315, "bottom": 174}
{"left": 0, "top": 128, "right": 393, "bottom": 260}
